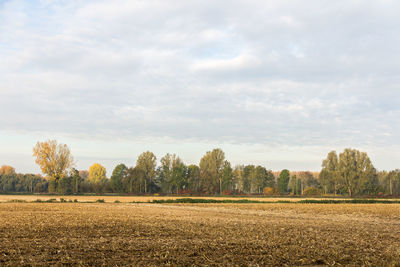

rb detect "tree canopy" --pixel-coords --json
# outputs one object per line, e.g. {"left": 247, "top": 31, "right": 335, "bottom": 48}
{"left": 33, "top": 140, "right": 74, "bottom": 179}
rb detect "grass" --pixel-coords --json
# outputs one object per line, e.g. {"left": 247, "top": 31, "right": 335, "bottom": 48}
{"left": 2, "top": 196, "right": 400, "bottom": 204}
{"left": 151, "top": 198, "right": 400, "bottom": 204}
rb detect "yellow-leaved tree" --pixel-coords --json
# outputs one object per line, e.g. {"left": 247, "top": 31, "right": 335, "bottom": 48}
{"left": 0, "top": 165, "right": 16, "bottom": 175}
{"left": 88, "top": 163, "right": 107, "bottom": 184}
{"left": 33, "top": 140, "right": 74, "bottom": 192}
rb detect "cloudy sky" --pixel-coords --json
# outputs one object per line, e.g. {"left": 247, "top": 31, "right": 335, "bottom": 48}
{"left": 1, "top": 0, "right": 400, "bottom": 174}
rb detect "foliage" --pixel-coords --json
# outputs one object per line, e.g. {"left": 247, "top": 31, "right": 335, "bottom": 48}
{"left": 199, "top": 148, "right": 226, "bottom": 194}
{"left": 278, "top": 169, "right": 290, "bottom": 194}
{"left": 0, "top": 165, "right": 15, "bottom": 175}
{"left": 136, "top": 151, "right": 157, "bottom": 193}
{"left": 302, "top": 187, "right": 323, "bottom": 196}
{"left": 1, "top": 142, "right": 397, "bottom": 197}
{"left": 88, "top": 163, "right": 107, "bottom": 184}
{"left": 320, "top": 149, "right": 378, "bottom": 197}
{"left": 110, "top": 164, "right": 127, "bottom": 193}
{"left": 32, "top": 140, "right": 74, "bottom": 180}
{"left": 263, "top": 186, "right": 276, "bottom": 195}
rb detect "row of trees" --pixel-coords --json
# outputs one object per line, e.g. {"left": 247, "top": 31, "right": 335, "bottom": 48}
{"left": 319, "top": 149, "right": 400, "bottom": 196}
{"left": 1, "top": 140, "right": 399, "bottom": 196}
{"left": 0, "top": 165, "right": 48, "bottom": 193}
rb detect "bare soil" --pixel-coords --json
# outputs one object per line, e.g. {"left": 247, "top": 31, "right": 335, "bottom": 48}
{"left": 0, "top": 203, "right": 399, "bottom": 266}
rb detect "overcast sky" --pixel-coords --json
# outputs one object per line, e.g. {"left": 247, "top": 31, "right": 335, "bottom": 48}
{"left": 1, "top": 0, "right": 400, "bottom": 174}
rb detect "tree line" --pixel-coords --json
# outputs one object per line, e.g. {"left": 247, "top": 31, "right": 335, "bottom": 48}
{"left": 0, "top": 140, "right": 399, "bottom": 196}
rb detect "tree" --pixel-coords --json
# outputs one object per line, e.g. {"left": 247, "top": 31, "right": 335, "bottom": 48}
{"left": 243, "top": 165, "right": 255, "bottom": 193}
{"left": 71, "top": 168, "right": 82, "bottom": 194}
{"left": 232, "top": 165, "right": 244, "bottom": 192}
{"left": 88, "top": 163, "right": 107, "bottom": 184}
{"left": 253, "top": 166, "right": 272, "bottom": 194}
{"left": 136, "top": 151, "right": 157, "bottom": 194}
{"left": 171, "top": 161, "right": 187, "bottom": 194}
{"left": 186, "top": 164, "right": 200, "bottom": 192}
{"left": 338, "top": 149, "right": 376, "bottom": 197}
{"left": 278, "top": 169, "right": 290, "bottom": 194}
{"left": 221, "top": 161, "right": 233, "bottom": 193}
{"left": 110, "top": 164, "right": 127, "bottom": 193}
{"left": 123, "top": 167, "right": 145, "bottom": 193}
{"left": 79, "top": 170, "right": 89, "bottom": 180}
{"left": 33, "top": 140, "right": 74, "bottom": 193}
{"left": 289, "top": 175, "right": 298, "bottom": 195}
{"left": 0, "top": 165, "right": 15, "bottom": 175}
{"left": 159, "top": 153, "right": 187, "bottom": 194}
{"left": 320, "top": 151, "right": 340, "bottom": 195}
{"left": 386, "top": 170, "right": 400, "bottom": 196}
{"left": 58, "top": 175, "right": 72, "bottom": 194}
{"left": 199, "top": 148, "right": 226, "bottom": 194}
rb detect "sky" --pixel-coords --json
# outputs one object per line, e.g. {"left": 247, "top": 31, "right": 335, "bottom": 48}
{"left": 1, "top": 0, "right": 400, "bottom": 174}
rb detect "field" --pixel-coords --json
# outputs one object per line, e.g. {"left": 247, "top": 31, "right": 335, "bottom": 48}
{"left": 0, "top": 201, "right": 399, "bottom": 266}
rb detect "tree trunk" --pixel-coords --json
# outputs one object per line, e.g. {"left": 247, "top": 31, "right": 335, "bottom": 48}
{"left": 219, "top": 178, "right": 222, "bottom": 195}
{"left": 334, "top": 182, "right": 337, "bottom": 196}
{"left": 301, "top": 181, "right": 304, "bottom": 195}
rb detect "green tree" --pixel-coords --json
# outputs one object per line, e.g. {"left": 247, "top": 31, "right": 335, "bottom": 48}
{"left": 253, "top": 166, "right": 271, "bottom": 194}
{"left": 110, "top": 164, "right": 127, "bottom": 193}
{"left": 136, "top": 151, "right": 157, "bottom": 194}
{"left": 58, "top": 175, "right": 72, "bottom": 194}
{"left": 159, "top": 153, "right": 182, "bottom": 193}
{"left": 171, "top": 161, "right": 187, "bottom": 194}
{"left": 243, "top": 165, "right": 255, "bottom": 193}
{"left": 71, "top": 168, "right": 81, "bottom": 194}
{"left": 278, "top": 169, "right": 290, "bottom": 194}
{"left": 186, "top": 164, "right": 200, "bottom": 192}
{"left": 221, "top": 161, "right": 233, "bottom": 193}
{"left": 289, "top": 175, "right": 297, "bottom": 195}
{"left": 232, "top": 165, "right": 244, "bottom": 192}
{"left": 320, "top": 151, "right": 341, "bottom": 195}
{"left": 338, "top": 149, "right": 376, "bottom": 197}
{"left": 385, "top": 170, "right": 400, "bottom": 196}
{"left": 199, "top": 148, "right": 226, "bottom": 194}
{"left": 122, "top": 167, "right": 144, "bottom": 194}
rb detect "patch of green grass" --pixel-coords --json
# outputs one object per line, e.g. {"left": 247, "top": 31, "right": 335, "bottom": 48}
{"left": 7, "top": 199, "right": 27, "bottom": 203}
{"left": 151, "top": 198, "right": 400, "bottom": 204}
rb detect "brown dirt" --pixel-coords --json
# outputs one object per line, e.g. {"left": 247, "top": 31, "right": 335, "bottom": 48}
{"left": 0, "top": 203, "right": 399, "bottom": 266}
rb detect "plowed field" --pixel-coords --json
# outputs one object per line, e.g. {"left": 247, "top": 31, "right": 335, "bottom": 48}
{"left": 0, "top": 203, "right": 399, "bottom": 266}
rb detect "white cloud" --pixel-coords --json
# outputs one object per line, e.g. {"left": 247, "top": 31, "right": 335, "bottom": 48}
{"left": 1, "top": 0, "right": 400, "bottom": 171}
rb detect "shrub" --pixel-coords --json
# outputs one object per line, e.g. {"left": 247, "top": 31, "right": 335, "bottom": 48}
{"left": 114, "top": 200, "right": 121, "bottom": 203}
{"left": 263, "top": 187, "right": 275, "bottom": 195}
{"left": 177, "top": 189, "right": 193, "bottom": 195}
{"left": 303, "top": 187, "right": 323, "bottom": 196}
{"left": 96, "top": 199, "right": 105, "bottom": 203}
{"left": 222, "top": 190, "right": 233, "bottom": 195}
{"left": 7, "top": 199, "right": 26, "bottom": 203}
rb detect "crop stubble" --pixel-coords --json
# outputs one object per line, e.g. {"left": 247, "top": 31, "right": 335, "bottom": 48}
{"left": 0, "top": 203, "right": 399, "bottom": 266}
